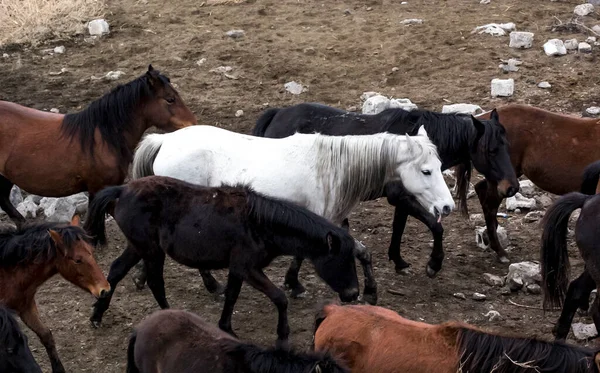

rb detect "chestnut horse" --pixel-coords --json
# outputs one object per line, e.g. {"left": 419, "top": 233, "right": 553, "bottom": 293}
{"left": 0, "top": 64, "right": 196, "bottom": 226}
{"left": 0, "top": 215, "right": 110, "bottom": 373}
{"left": 314, "top": 303, "right": 598, "bottom": 373}
{"left": 470, "top": 104, "right": 600, "bottom": 262}
{"left": 0, "top": 306, "right": 42, "bottom": 373}
{"left": 127, "top": 309, "right": 348, "bottom": 373}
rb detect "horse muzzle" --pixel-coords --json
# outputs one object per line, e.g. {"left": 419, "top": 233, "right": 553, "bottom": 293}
{"left": 339, "top": 287, "right": 359, "bottom": 303}
{"left": 497, "top": 179, "right": 519, "bottom": 198}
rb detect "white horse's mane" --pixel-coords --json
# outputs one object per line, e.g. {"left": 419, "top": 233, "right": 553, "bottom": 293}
{"left": 296, "top": 131, "right": 438, "bottom": 221}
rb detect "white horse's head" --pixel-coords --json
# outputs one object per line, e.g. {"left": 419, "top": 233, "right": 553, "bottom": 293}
{"left": 395, "top": 126, "right": 455, "bottom": 221}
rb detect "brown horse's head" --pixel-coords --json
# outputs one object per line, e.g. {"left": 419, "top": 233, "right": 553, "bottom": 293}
{"left": 48, "top": 215, "right": 110, "bottom": 299}
{"left": 143, "top": 65, "right": 197, "bottom": 132}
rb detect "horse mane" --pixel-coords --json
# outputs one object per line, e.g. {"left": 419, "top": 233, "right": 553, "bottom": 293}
{"left": 61, "top": 72, "right": 169, "bottom": 160}
{"left": 0, "top": 307, "right": 21, "bottom": 343}
{"left": 0, "top": 222, "right": 90, "bottom": 268}
{"left": 456, "top": 325, "right": 597, "bottom": 373}
{"left": 310, "top": 132, "right": 438, "bottom": 221}
{"left": 243, "top": 185, "right": 354, "bottom": 256}
{"left": 225, "top": 342, "right": 349, "bottom": 373}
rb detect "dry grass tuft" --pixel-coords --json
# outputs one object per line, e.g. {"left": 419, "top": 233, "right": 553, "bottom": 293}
{"left": 0, "top": 0, "right": 105, "bottom": 46}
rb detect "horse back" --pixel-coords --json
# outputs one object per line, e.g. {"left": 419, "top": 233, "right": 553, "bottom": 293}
{"left": 314, "top": 304, "right": 459, "bottom": 373}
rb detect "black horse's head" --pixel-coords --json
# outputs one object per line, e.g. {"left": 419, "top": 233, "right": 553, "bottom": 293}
{"left": 311, "top": 232, "right": 359, "bottom": 303}
{"left": 470, "top": 110, "right": 518, "bottom": 198}
{"left": 0, "top": 308, "right": 42, "bottom": 373}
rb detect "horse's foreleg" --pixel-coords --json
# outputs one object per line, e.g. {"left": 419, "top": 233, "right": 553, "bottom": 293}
{"left": 199, "top": 270, "right": 226, "bottom": 295}
{"left": 0, "top": 176, "right": 25, "bottom": 227}
{"left": 218, "top": 272, "right": 243, "bottom": 339}
{"left": 91, "top": 244, "right": 141, "bottom": 327}
{"left": 475, "top": 180, "right": 509, "bottom": 262}
{"left": 246, "top": 268, "right": 290, "bottom": 349}
{"left": 410, "top": 207, "right": 445, "bottom": 278}
{"left": 284, "top": 257, "right": 306, "bottom": 298}
{"left": 553, "top": 270, "right": 596, "bottom": 340}
{"left": 387, "top": 207, "right": 411, "bottom": 273}
{"left": 145, "top": 252, "right": 169, "bottom": 309}
{"left": 354, "top": 242, "right": 378, "bottom": 305}
{"left": 20, "top": 301, "right": 65, "bottom": 373}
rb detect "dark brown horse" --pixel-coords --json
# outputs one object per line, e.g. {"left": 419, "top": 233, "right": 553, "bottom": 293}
{"left": 0, "top": 306, "right": 42, "bottom": 373}
{"left": 314, "top": 303, "right": 598, "bottom": 373}
{"left": 127, "top": 309, "right": 348, "bottom": 373}
{"left": 472, "top": 105, "right": 600, "bottom": 262}
{"left": 0, "top": 64, "right": 196, "bottom": 226}
{"left": 0, "top": 216, "right": 110, "bottom": 373}
{"left": 541, "top": 190, "right": 600, "bottom": 340}
{"left": 84, "top": 176, "right": 359, "bottom": 349}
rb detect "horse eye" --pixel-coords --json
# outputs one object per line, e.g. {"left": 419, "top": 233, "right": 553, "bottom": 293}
{"left": 421, "top": 170, "right": 431, "bottom": 176}
{"left": 74, "top": 258, "right": 83, "bottom": 264}
{"left": 165, "top": 97, "right": 175, "bottom": 104}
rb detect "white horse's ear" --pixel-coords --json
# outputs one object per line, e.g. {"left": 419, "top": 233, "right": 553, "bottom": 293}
{"left": 417, "top": 125, "right": 428, "bottom": 137}
{"left": 405, "top": 134, "right": 417, "bottom": 152}
{"left": 315, "top": 364, "right": 322, "bottom": 373}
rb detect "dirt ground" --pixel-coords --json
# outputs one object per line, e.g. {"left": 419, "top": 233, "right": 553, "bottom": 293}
{"left": 1, "top": 0, "right": 600, "bottom": 371}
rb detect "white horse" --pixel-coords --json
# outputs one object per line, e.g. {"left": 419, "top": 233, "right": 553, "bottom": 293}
{"left": 131, "top": 125, "right": 454, "bottom": 304}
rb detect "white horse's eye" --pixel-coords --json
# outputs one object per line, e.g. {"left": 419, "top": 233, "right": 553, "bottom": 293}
{"left": 421, "top": 170, "right": 432, "bottom": 176}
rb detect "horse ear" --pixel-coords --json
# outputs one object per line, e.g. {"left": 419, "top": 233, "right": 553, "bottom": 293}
{"left": 48, "top": 230, "right": 66, "bottom": 256}
{"left": 417, "top": 125, "right": 428, "bottom": 138}
{"left": 404, "top": 134, "right": 415, "bottom": 151}
{"left": 490, "top": 108, "right": 500, "bottom": 122}
{"left": 148, "top": 64, "right": 154, "bottom": 73}
{"left": 70, "top": 214, "right": 81, "bottom": 227}
{"left": 326, "top": 232, "right": 341, "bottom": 255}
{"left": 471, "top": 116, "right": 486, "bottom": 138}
{"left": 146, "top": 65, "right": 161, "bottom": 87}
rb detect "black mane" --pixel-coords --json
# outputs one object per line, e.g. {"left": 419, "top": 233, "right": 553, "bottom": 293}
{"left": 458, "top": 326, "right": 597, "bottom": 373}
{"left": 228, "top": 343, "right": 348, "bottom": 373}
{"left": 0, "top": 307, "right": 22, "bottom": 343}
{"left": 61, "top": 72, "right": 169, "bottom": 160}
{"left": 0, "top": 222, "right": 90, "bottom": 268}
{"left": 242, "top": 185, "right": 354, "bottom": 255}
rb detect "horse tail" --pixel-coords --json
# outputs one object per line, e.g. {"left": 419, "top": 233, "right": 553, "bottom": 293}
{"left": 541, "top": 192, "right": 592, "bottom": 310}
{"left": 454, "top": 162, "right": 472, "bottom": 216}
{"left": 252, "top": 108, "right": 280, "bottom": 137}
{"left": 126, "top": 331, "right": 140, "bottom": 373}
{"left": 132, "top": 134, "right": 164, "bottom": 179}
{"left": 580, "top": 160, "right": 600, "bottom": 195}
{"left": 84, "top": 186, "right": 124, "bottom": 246}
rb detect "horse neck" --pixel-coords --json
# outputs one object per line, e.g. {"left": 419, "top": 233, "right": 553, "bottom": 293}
{"left": 0, "top": 263, "right": 57, "bottom": 302}
{"left": 422, "top": 117, "right": 474, "bottom": 170}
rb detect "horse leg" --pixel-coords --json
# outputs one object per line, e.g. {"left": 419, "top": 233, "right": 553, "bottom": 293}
{"left": 20, "top": 301, "right": 65, "bottom": 373}
{"left": 90, "top": 244, "right": 141, "bottom": 327}
{"left": 145, "top": 253, "right": 170, "bottom": 309}
{"left": 410, "top": 207, "right": 445, "bottom": 278}
{"left": 284, "top": 257, "right": 306, "bottom": 298}
{"left": 199, "top": 270, "right": 226, "bottom": 295}
{"left": 387, "top": 207, "right": 411, "bottom": 274}
{"left": 131, "top": 261, "right": 147, "bottom": 290}
{"left": 354, "top": 242, "right": 378, "bottom": 305}
{"left": 475, "top": 180, "right": 509, "bottom": 262}
{"left": 218, "top": 272, "right": 244, "bottom": 339}
{"left": 0, "top": 176, "right": 25, "bottom": 227}
{"left": 552, "top": 270, "right": 596, "bottom": 340}
{"left": 246, "top": 268, "right": 290, "bottom": 350}
{"left": 342, "top": 218, "right": 350, "bottom": 231}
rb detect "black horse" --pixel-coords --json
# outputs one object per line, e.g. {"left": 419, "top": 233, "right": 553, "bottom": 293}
{"left": 127, "top": 309, "right": 348, "bottom": 373}
{"left": 0, "top": 306, "right": 42, "bottom": 373}
{"left": 253, "top": 103, "right": 518, "bottom": 282}
{"left": 84, "top": 176, "right": 359, "bottom": 349}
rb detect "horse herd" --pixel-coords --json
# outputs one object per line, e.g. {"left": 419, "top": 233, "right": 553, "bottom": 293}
{"left": 1, "top": 65, "right": 600, "bottom": 372}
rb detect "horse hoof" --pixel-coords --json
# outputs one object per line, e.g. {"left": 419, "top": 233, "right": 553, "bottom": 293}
{"left": 90, "top": 319, "right": 102, "bottom": 329}
{"left": 290, "top": 288, "right": 307, "bottom": 299}
{"left": 498, "top": 256, "right": 510, "bottom": 264}
{"left": 425, "top": 265, "right": 439, "bottom": 278}
{"left": 362, "top": 291, "right": 378, "bottom": 305}
{"left": 396, "top": 267, "right": 411, "bottom": 276}
{"left": 132, "top": 276, "right": 146, "bottom": 290}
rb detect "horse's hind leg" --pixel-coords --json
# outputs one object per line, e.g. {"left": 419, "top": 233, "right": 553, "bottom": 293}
{"left": 132, "top": 261, "right": 147, "bottom": 290}
{"left": 0, "top": 176, "right": 25, "bottom": 226}
{"left": 20, "top": 301, "right": 65, "bottom": 373}
{"left": 354, "top": 242, "right": 378, "bottom": 305}
{"left": 199, "top": 270, "right": 226, "bottom": 295}
{"left": 145, "top": 252, "right": 170, "bottom": 309}
{"left": 475, "top": 180, "right": 509, "bottom": 263}
{"left": 552, "top": 270, "right": 596, "bottom": 340}
{"left": 284, "top": 257, "right": 306, "bottom": 298}
{"left": 91, "top": 244, "right": 141, "bottom": 327}
{"left": 219, "top": 272, "right": 244, "bottom": 338}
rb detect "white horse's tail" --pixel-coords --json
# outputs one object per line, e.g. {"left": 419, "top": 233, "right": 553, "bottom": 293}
{"left": 132, "top": 134, "right": 164, "bottom": 179}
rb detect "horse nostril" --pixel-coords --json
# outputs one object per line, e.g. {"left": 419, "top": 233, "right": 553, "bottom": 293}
{"left": 442, "top": 205, "right": 451, "bottom": 216}
{"left": 99, "top": 289, "right": 110, "bottom": 298}
{"left": 506, "top": 187, "right": 517, "bottom": 197}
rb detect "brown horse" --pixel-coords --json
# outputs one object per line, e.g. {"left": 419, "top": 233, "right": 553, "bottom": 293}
{"left": 314, "top": 303, "right": 598, "bottom": 373}
{"left": 0, "top": 215, "right": 110, "bottom": 373}
{"left": 467, "top": 104, "right": 600, "bottom": 262}
{"left": 127, "top": 309, "right": 348, "bottom": 373}
{"left": 0, "top": 64, "right": 196, "bottom": 226}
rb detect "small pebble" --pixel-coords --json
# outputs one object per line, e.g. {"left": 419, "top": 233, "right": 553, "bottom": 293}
{"left": 392, "top": 67, "right": 399, "bottom": 72}
{"left": 538, "top": 81, "right": 551, "bottom": 89}
{"left": 226, "top": 29, "right": 245, "bottom": 39}
{"left": 50, "top": 108, "right": 59, "bottom": 113}
{"left": 526, "top": 284, "right": 542, "bottom": 295}
{"left": 53, "top": 46, "right": 65, "bottom": 54}
{"left": 196, "top": 58, "right": 206, "bottom": 66}
{"left": 2, "top": 53, "right": 9, "bottom": 58}
{"left": 472, "top": 292, "right": 487, "bottom": 301}
{"left": 235, "top": 110, "right": 244, "bottom": 117}
{"left": 453, "top": 292, "right": 466, "bottom": 300}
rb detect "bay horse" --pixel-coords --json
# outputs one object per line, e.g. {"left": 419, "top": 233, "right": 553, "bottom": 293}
{"left": 0, "top": 306, "right": 42, "bottom": 373}
{"left": 314, "top": 303, "right": 598, "bottom": 373}
{"left": 83, "top": 176, "right": 360, "bottom": 349}
{"left": 131, "top": 124, "right": 454, "bottom": 304}
{"left": 127, "top": 309, "right": 348, "bottom": 373}
{"left": 0, "top": 215, "right": 110, "bottom": 373}
{"left": 253, "top": 102, "right": 517, "bottom": 275}
{"left": 0, "top": 64, "right": 196, "bottom": 226}
{"left": 541, "top": 191, "right": 600, "bottom": 340}
{"left": 470, "top": 104, "right": 600, "bottom": 264}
